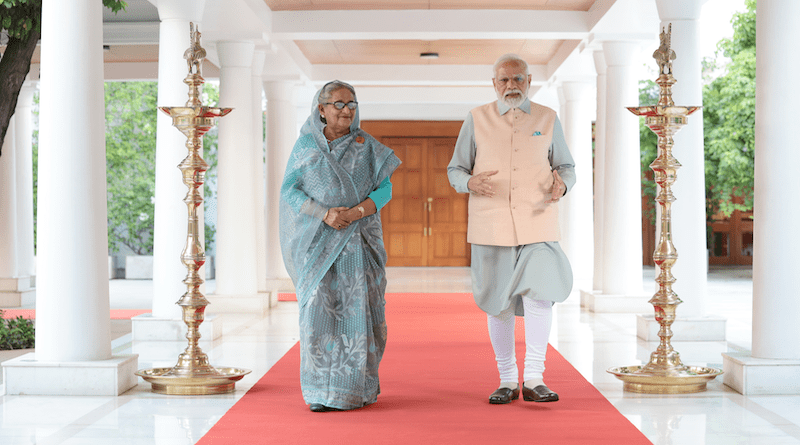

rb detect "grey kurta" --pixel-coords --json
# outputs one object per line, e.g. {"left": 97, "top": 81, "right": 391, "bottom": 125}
{"left": 448, "top": 99, "right": 576, "bottom": 316}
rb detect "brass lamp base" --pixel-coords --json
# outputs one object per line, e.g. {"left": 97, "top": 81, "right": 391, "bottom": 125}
{"left": 607, "top": 365, "right": 722, "bottom": 394}
{"left": 136, "top": 367, "right": 251, "bottom": 395}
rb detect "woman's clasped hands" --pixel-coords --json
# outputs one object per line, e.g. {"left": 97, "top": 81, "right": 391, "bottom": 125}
{"left": 324, "top": 207, "right": 353, "bottom": 230}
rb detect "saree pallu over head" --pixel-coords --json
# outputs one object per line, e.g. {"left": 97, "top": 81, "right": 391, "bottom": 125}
{"left": 279, "top": 82, "right": 401, "bottom": 308}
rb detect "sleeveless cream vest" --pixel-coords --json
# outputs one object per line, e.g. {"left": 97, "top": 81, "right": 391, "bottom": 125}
{"left": 469, "top": 101, "right": 560, "bottom": 246}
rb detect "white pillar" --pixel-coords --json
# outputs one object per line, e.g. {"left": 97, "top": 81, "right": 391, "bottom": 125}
{"left": 264, "top": 80, "right": 296, "bottom": 282}
{"left": 723, "top": 0, "right": 800, "bottom": 395}
{"left": 592, "top": 51, "right": 607, "bottom": 292}
{"left": 655, "top": 0, "right": 709, "bottom": 318}
{"left": 36, "top": 0, "right": 110, "bottom": 361}
{"left": 0, "top": 83, "right": 37, "bottom": 307}
{"left": 752, "top": 0, "right": 800, "bottom": 360}
{"left": 560, "top": 80, "right": 595, "bottom": 293}
{"left": 2, "top": 0, "right": 138, "bottom": 396}
{"left": 0, "top": 119, "right": 21, "bottom": 301}
{"left": 600, "top": 41, "right": 644, "bottom": 297}
{"left": 252, "top": 51, "right": 268, "bottom": 293}
{"left": 151, "top": 0, "right": 206, "bottom": 320}
{"left": 14, "top": 83, "right": 37, "bottom": 280}
{"left": 213, "top": 40, "right": 259, "bottom": 300}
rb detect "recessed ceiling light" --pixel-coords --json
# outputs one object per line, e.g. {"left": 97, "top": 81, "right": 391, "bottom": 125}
{"left": 420, "top": 52, "right": 439, "bottom": 59}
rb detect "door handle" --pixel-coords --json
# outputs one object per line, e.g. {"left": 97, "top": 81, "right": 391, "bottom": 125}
{"left": 427, "top": 197, "right": 433, "bottom": 234}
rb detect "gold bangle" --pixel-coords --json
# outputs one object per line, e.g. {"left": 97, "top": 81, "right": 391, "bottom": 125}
{"left": 358, "top": 206, "right": 365, "bottom": 217}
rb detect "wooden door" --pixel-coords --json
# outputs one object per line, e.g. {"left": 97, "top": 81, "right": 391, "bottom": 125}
{"left": 363, "top": 121, "right": 469, "bottom": 267}
{"left": 708, "top": 208, "right": 754, "bottom": 265}
{"left": 380, "top": 138, "right": 428, "bottom": 266}
{"left": 426, "top": 138, "right": 469, "bottom": 266}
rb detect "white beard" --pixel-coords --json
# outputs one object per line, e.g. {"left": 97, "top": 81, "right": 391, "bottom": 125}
{"left": 500, "top": 89, "right": 527, "bottom": 108}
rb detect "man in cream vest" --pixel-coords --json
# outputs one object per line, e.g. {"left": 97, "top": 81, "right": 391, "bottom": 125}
{"left": 448, "top": 54, "right": 576, "bottom": 404}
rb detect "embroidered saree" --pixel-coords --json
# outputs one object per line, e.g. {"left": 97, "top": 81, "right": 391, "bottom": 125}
{"left": 279, "top": 84, "right": 401, "bottom": 409}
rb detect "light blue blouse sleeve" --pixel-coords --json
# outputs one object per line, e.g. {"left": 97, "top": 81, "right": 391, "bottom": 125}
{"left": 368, "top": 176, "right": 393, "bottom": 210}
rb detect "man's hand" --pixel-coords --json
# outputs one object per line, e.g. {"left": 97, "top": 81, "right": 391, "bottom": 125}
{"left": 468, "top": 170, "right": 499, "bottom": 197}
{"left": 324, "top": 206, "right": 353, "bottom": 230}
{"left": 545, "top": 170, "right": 566, "bottom": 203}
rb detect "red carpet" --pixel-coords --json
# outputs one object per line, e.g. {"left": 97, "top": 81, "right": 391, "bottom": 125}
{"left": 1, "top": 309, "right": 151, "bottom": 320}
{"left": 197, "top": 293, "right": 651, "bottom": 444}
{"left": 277, "top": 292, "right": 296, "bottom": 301}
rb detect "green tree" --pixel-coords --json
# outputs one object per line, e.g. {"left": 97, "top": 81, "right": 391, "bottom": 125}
{"left": 29, "top": 80, "right": 221, "bottom": 256}
{"left": 639, "top": 79, "right": 659, "bottom": 225}
{"left": 101, "top": 81, "right": 220, "bottom": 255}
{"left": 201, "top": 83, "right": 219, "bottom": 254}
{"left": 0, "top": 0, "right": 126, "bottom": 157}
{"left": 703, "top": 0, "right": 756, "bottom": 218}
{"left": 105, "top": 81, "right": 157, "bottom": 254}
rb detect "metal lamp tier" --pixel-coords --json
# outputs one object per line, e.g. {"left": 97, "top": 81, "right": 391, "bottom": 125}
{"left": 606, "top": 24, "right": 722, "bottom": 394}
{"left": 136, "top": 24, "right": 250, "bottom": 395}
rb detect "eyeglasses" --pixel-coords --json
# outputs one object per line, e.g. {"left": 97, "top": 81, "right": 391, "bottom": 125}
{"left": 323, "top": 101, "right": 358, "bottom": 110}
{"left": 495, "top": 75, "right": 528, "bottom": 86}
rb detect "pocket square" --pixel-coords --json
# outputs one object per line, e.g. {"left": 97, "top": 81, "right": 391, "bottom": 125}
{"left": 533, "top": 131, "right": 542, "bottom": 136}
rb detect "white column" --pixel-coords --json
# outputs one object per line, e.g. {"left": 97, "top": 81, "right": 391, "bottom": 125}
{"left": 752, "top": 0, "right": 800, "bottom": 360}
{"left": 559, "top": 81, "right": 595, "bottom": 293}
{"left": 0, "top": 82, "right": 38, "bottom": 307}
{"left": 3, "top": 0, "right": 137, "bottom": 396}
{"left": 14, "top": 83, "right": 37, "bottom": 280}
{"left": 581, "top": 40, "right": 651, "bottom": 314}
{"left": 151, "top": 0, "right": 206, "bottom": 320}
{"left": 655, "top": 0, "right": 709, "bottom": 318}
{"left": 723, "top": 0, "right": 800, "bottom": 395}
{"left": 601, "top": 41, "right": 644, "bottom": 296}
{"left": 252, "top": 51, "right": 268, "bottom": 293}
{"left": 36, "top": 0, "right": 110, "bottom": 361}
{"left": 592, "top": 51, "right": 607, "bottom": 292}
{"left": 264, "top": 81, "right": 296, "bottom": 282}
{"left": 213, "top": 40, "right": 259, "bottom": 301}
{"left": 0, "top": 119, "right": 21, "bottom": 300}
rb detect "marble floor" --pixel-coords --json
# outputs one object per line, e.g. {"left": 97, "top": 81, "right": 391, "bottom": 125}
{"left": 1, "top": 266, "right": 798, "bottom": 444}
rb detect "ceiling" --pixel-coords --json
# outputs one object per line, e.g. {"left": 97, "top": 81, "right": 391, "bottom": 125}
{"left": 50, "top": 0, "right": 659, "bottom": 118}
{"left": 264, "top": 0, "right": 591, "bottom": 68}
{"left": 262, "top": 0, "right": 596, "bottom": 12}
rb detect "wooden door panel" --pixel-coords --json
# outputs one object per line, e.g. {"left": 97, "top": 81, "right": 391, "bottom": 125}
{"left": 427, "top": 138, "right": 469, "bottom": 266}
{"left": 381, "top": 138, "right": 427, "bottom": 266}
{"left": 366, "top": 121, "right": 470, "bottom": 267}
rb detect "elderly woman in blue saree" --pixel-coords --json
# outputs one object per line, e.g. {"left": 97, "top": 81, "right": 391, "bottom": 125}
{"left": 279, "top": 81, "right": 401, "bottom": 413}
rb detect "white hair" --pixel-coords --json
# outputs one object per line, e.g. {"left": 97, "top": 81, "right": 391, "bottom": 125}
{"left": 493, "top": 53, "right": 529, "bottom": 77}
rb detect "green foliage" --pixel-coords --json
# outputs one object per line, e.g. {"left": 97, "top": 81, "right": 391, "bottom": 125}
{"left": 703, "top": 0, "right": 756, "bottom": 218}
{"left": 639, "top": 80, "right": 659, "bottom": 225}
{"left": 32, "top": 92, "right": 38, "bottom": 252}
{"left": 0, "top": 311, "right": 35, "bottom": 350}
{"left": 0, "top": 0, "right": 40, "bottom": 40}
{"left": 102, "top": 81, "right": 220, "bottom": 255}
{"left": 0, "top": 0, "right": 126, "bottom": 39}
{"left": 202, "top": 83, "right": 220, "bottom": 253}
{"left": 105, "top": 81, "right": 158, "bottom": 254}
